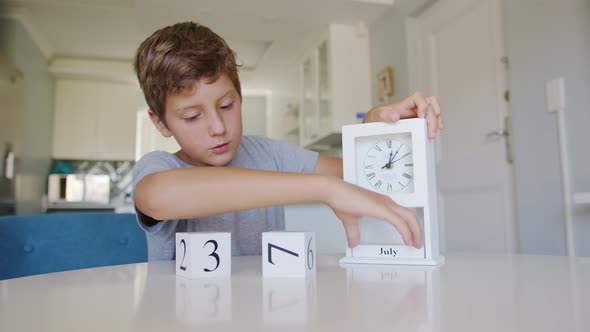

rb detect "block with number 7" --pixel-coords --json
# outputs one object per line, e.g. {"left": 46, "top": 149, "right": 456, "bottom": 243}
{"left": 175, "top": 232, "right": 231, "bottom": 278}
{"left": 262, "top": 232, "right": 316, "bottom": 278}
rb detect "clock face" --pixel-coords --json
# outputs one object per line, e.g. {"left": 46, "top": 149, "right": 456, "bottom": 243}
{"left": 358, "top": 135, "right": 414, "bottom": 194}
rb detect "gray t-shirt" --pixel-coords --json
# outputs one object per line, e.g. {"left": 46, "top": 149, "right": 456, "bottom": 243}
{"left": 133, "top": 135, "right": 319, "bottom": 261}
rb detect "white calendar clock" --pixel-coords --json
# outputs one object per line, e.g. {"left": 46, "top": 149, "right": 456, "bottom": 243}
{"left": 339, "top": 118, "right": 444, "bottom": 266}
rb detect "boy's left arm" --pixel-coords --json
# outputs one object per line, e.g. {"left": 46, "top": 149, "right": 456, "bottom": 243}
{"left": 314, "top": 92, "right": 443, "bottom": 178}
{"left": 315, "top": 155, "right": 344, "bottom": 178}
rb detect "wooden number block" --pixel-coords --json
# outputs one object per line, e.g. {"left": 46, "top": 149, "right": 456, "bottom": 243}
{"left": 262, "top": 232, "right": 316, "bottom": 278}
{"left": 175, "top": 232, "right": 231, "bottom": 278}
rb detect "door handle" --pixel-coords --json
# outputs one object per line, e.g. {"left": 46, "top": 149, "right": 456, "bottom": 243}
{"left": 486, "top": 129, "right": 508, "bottom": 140}
{"left": 484, "top": 116, "right": 513, "bottom": 164}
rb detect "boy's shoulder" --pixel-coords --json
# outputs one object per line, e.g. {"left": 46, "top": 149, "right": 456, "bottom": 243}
{"left": 238, "top": 135, "right": 297, "bottom": 160}
{"left": 136, "top": 150, "right": 185, "bottom": 168}
{"left": 133, "top": 150, "right": 187, "bottom": 183}
{"left": 237, "top": 135, "right": 319, "bottom": 174}
{"left": 240, "top": 135, "right": 294, "bottom": 151}
{"left": 240, "top": 135, "right": 274, "bottom": 145}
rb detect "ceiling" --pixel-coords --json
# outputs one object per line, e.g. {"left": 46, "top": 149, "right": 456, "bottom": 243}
{"left": 2, "top": 0, "right": 394, "bottom": 89}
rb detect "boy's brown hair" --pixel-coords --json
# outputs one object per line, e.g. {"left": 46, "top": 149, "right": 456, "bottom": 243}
{"left": 134, "top": 22, "right": 241, "bottom": 122}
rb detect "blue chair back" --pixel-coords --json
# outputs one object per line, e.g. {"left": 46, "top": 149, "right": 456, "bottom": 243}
{"left": 0, "top": 213, "right": 147, "bottom": 280}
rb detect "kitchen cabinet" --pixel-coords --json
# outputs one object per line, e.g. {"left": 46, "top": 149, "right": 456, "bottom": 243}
{"left": 298, "top": 24, "right": 372, "bottom": 149}
{"left": 52, "top": 79, "right": 139, "bottom": 160}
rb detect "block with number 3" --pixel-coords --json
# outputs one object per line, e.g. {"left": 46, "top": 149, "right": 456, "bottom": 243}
{"left": 175, "top": 232, "right": 231, "bottom": 278}
{"left": 262, "top": 232, "right": 316, "bottom": 278}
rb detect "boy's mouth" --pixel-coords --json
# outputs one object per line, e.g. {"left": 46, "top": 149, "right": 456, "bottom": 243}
{"left": 211, "top": 142, "right": 230, "bottom": 153}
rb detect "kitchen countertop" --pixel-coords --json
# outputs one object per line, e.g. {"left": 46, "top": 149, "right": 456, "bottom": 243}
{"left": 44, "top": 201, "right": 135, "bottom": 214}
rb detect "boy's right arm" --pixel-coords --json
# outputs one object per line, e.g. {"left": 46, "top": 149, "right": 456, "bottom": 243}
{"left": 134, "top": 167, "right": 421, "bottom": 249}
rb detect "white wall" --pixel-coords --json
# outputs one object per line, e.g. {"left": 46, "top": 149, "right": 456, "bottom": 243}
{"left": 503, "top": 0, "right": 590, "bottom": 256}
{"left": 243, "top": 65, "right": 300, "bottom": 144}
{"left": 368, "top": 0, "right": 429, "bottom": 106}
{"left": 0, "top": 18, "right": 55, "bottom": 214}
{"left": 241, "top": 94, "right": 268, "bottom": 137}
{"left": 0, "top": 71, "right": 22, "bottom": 202}
{"left": 0, "top": 72, "right": 22, "bottom": 155}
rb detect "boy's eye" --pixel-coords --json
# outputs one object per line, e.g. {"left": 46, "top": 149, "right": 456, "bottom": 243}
{"left": 183, "top": 114, "right": 201, "bottom": 121}
{"left": 220, "top": 103, "right": 233, "bottom": 110}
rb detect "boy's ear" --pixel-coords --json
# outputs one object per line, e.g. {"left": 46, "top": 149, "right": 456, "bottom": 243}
{"left": 148, "top": 110, "right": 173, "bottom": 138}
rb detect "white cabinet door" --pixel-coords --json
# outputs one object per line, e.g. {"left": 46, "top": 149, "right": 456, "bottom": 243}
{"left": 96, "top": 83, "right": 139, "bottom": 160}
{"left": 300, "top": 55, "right": 319, "bottom": 146}
{"left": 52, "top": 80, "right": 97, "bottom": 159}
{"left": 297, "top": 24, "right": 372, "bottom": 148}
{"left": 52, "top": 79, "right": 138, "bottom": 160}
{"left": 328, "top": 24, "right": 371, "bottom": 132}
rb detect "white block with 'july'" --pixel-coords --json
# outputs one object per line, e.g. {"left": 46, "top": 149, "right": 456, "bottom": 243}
{"left": 262, "top": 232, "right": 316, "bottom": 278}
{"left": 175, "top": 232, "right": 231, "bottom": 278}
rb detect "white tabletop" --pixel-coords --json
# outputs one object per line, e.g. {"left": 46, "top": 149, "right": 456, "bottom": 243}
{"left": 1, "top": 254, "right": 589, "bottom": 332}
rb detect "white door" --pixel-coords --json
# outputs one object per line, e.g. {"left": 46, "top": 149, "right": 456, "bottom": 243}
{"left": 409, "top": 0, "right": 517, "bottom": 253}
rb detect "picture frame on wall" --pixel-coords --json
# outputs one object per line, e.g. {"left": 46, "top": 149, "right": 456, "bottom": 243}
{"left": 377, "top": 66, "right": 394, "bottom": 101}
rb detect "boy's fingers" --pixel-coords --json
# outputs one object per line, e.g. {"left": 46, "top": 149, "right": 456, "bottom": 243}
{"left": 392, "top": 205, "right": 423, "bottom": 249}
{"left": 426, "top": 95, "right": 444, "bottom": 131}
{"left": 426, "top": 106, "right": 439, "bottom": 139}
{"left": 344, "top": 222, "right": 361, "bottom": 248}
{"left": 408, "top": 210, "right": 423, "bottom": 248}
{"left": 377, "top": 107, "right": 400, "bottom": 123}
{"left": 411, "top": 92, "right": 430, "bottom": 118}
{"left": 334, "top": 209, "right": 362, "bottom": 248}
{"left": 386, "top": 211, "right": 413, "bottom": 248}
{"left": 426, "top": 96, "right": 441, "bottom": 116}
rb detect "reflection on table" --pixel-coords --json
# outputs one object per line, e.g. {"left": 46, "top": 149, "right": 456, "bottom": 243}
{"left": 1, "top": 254, "right": 589, "bottom": 332}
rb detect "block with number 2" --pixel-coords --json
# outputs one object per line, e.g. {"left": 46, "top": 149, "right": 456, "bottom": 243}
{"left": 262, "top": 232, "right": 316, "bottom": 278}
{"left": 175, "top": 232, "right": 231, "bottom": 278}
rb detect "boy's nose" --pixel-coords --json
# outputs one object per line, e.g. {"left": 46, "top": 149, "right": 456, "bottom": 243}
{"left": 208, "top": 111, "right": 226, "bottom": 136}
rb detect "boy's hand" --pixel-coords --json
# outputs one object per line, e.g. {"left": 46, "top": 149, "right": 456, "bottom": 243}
{"left": 363, "top": 92, "right": 444, "bottom": 140}
{"left": 323, "top": 178, "right": 422, "bottom": 249}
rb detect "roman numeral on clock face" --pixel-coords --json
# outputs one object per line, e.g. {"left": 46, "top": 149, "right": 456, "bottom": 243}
{"left": 362, "top": 138, "right": 414, "bottom": 194}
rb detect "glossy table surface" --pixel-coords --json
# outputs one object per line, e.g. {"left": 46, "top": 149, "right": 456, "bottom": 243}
{"left": 1, "top": 253, "right": 589, "bottom": 332}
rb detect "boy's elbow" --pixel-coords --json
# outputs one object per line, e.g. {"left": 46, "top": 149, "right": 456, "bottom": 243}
{"left": 134, "top": 175, "right": 167, "bottom": 220}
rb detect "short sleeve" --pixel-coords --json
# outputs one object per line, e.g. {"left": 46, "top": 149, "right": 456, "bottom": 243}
{"left": 250, "top": 136, "right": 319, "bottom": 173}
{"left": 132, "top": 151, "right": 182, "bottom": 231}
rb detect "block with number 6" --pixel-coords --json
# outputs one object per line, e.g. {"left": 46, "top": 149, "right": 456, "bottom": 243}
{"left": 262, "top": 232, "right": 316, "bottom": 278}
{"left": 175, "top": 232, "right": 231, "bottom": 278}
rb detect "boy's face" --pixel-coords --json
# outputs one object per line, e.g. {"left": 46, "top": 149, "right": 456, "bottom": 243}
{"left": 149, "top": 74, "right": 243, "bottom": 166}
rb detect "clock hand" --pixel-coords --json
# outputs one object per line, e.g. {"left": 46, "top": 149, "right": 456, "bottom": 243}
{"left": 390, "top": 145, "right": 403, "bottom": 163}
{"left": 380, "top": 150, "right": 395, "bottom": 169}
{"left": 391, "top": 151, "right": 412, "bottom": 164}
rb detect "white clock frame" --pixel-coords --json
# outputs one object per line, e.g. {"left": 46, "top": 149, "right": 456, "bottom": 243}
{"left": 339, "top": 118, "right": 444, "bottom": 266}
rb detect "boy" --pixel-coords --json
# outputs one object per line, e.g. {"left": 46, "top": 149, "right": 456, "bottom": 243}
{"left": 133, "top": 22, "right": 443, "bottom": 261}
